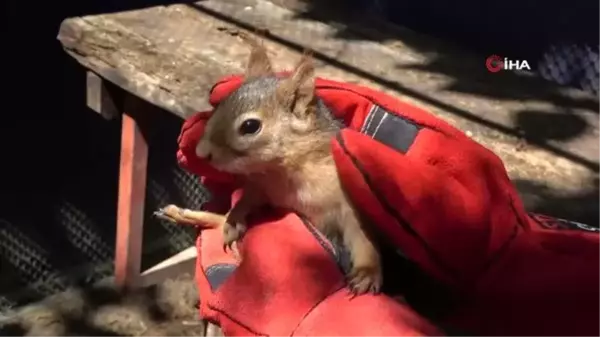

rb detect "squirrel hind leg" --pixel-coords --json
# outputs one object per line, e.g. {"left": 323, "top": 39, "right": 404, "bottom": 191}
{"left": 317, "top": 203, "right": 383, "bottom": 294}
{"left": 338, "top": 206, "right": 383, "bottom": 295}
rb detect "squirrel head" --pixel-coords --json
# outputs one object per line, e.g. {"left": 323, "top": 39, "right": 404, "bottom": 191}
{"left": 196, "top": 33, "right": 338, "bottom": 174}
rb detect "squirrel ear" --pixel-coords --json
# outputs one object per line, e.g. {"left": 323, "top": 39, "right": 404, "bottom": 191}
{"left": 239, "top": 32, "right": 274, "bottom": 80}
{"left": 276, "top": 51, "right": 317, "bottom": 118}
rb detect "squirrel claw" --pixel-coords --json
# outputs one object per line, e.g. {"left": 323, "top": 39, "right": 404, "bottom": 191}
{"left": 222, "top": 218, "right": 247, "bottom": 250}
{"left": 153, "top": 209, "right": 172, "bottom": 222}
{"left": 154, "top": 205, "right": 187, "bottom": 224}
{"left": 222, "top": 238, "right": 239, "bottom": 255}
{"left": 222, "top": 226, "right": 240, "bottom": 253}
{"left": 347, "top": 265, "right": 383, "bottom": 296}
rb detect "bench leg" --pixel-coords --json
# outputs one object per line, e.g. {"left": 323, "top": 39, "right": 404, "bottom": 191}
{"left": 114, "top": 107, "right": 148, "bottom": 290}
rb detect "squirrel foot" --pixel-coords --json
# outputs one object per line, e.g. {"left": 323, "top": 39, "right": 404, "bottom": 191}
{"left": 154, "top": 205, "right": 225, "bottom": 228}
{"left": 222, "top": 212, "right": 247, "bottom": 252}
{"left": 347, "top": 263, "right": 383, "bottom": 295}
{"left": 154, "top": 204, "right": 188, "bottom": 224}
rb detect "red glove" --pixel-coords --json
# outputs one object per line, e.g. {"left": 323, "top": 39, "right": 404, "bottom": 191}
{"left": 187, "top": 189, "right": 441, "bottom": 336}
{"left": 177, "top": 79, "right": 442, "bottom": 336}
{"left": 178, "top": 75, "right": 599, "bottom": 336}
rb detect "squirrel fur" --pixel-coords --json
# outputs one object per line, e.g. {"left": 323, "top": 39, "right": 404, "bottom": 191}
{"left": 195, "top": 33, "right": 382, "bottom": 294}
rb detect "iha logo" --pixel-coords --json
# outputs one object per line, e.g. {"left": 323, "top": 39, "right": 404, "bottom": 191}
{"left": 486, "top": 55, "right": 531, "bottom": 73}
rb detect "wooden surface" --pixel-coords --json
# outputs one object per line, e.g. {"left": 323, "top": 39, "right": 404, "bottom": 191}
{"left": 115, "top": 98, "right": 149, "bottom": 290}
{"left": 57, "top": 0, "right": 599, "bottom": 222}
{"left": 86, "top": 71, "right": 120, "bottom": 119}
{"left": 140, "top": 246, "right": 197, "bottom": 288}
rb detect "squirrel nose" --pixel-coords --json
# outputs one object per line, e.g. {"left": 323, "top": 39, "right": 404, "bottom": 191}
{"left": 205, "top": 153, "right": 212, "bottom": 161}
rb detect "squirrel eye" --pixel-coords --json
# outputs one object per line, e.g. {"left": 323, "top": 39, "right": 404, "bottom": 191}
{"left": 238, "top": 118, "right": 262, "bottom": 135}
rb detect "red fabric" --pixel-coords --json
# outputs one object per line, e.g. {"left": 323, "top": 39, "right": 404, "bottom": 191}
{"left": 177, "top": 75, "right": 599, "bottom": 336}
{"left": 192, "top": 193, "right": 441, "bottom": 336}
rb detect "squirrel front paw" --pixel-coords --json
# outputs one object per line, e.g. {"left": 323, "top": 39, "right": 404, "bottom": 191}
{"left": 347, "top": 261, "right": 383, "bottom": 295}
{"left": 222, "top": 212, "right": 247, "bottom": 252}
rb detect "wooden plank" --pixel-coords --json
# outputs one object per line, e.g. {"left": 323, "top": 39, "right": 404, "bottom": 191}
{"left": 114, "top": 96, "right": 149, "bottom": 290}
{"left": 86, "top": 71, "right": 120, "bottom": 119}
{"left": 140, "top": 246, "right": 197, "bottom": 287}
{"left": 56, "top": 0, "right": 598, "bottom": 222}
{"left": 205, "top": 322, "right": 224, "bottom": 336}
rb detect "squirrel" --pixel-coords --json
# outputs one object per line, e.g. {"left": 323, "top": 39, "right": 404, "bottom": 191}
{"left": 194, "top": 33, "right": 382, "bottom": 294}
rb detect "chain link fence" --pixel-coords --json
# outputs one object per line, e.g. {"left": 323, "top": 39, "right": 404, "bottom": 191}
{"left": 539, "top": 44, "right": 599, "bottom": 95}
{"left": 360, "top": 0, "right": 599, "bottom": 95}
{"left": 0, "top": 111, "right": 207, "bottom": 313}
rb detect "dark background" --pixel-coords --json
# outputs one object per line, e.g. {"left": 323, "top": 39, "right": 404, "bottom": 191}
{"left": 1, "top": 0, "right": 598, "bottom": 309}
{"left": 1, "top": 0, "right": 207, "bottom": 309}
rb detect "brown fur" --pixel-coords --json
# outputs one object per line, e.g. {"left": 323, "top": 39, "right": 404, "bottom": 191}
{"left": 196, "top": 33, "right": 382, "bottom": 294}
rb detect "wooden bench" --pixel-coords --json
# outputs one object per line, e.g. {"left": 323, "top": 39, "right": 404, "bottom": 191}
{"left": 57, "top": 0, "right": 599, "bottom": 291}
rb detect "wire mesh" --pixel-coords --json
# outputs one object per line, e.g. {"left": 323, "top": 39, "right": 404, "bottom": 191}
{"left": 538, "top": 44, "right": 599, "bottom": 95}
{"left": 0, "top": 112, "right": 207, "bottom": 312}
